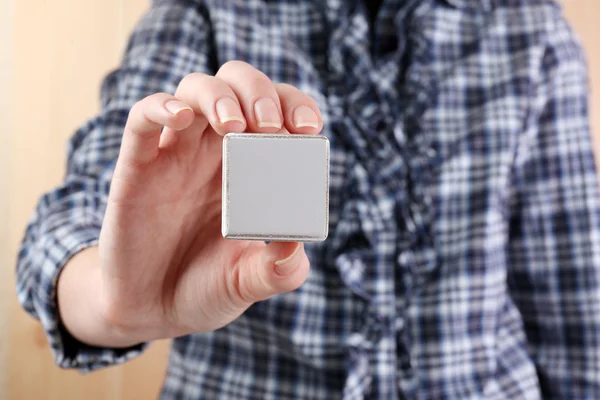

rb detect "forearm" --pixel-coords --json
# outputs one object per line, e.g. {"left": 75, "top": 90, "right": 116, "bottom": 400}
{"left": 57, "top": 246, "right": 139, "bottom": 348}
{"left": 14, "top": 1, "right": 213, "bottom": 372}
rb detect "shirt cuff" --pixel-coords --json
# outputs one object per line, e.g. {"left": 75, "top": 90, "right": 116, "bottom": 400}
{"left": 32, "top": 222, "right": 148, "bottom": 373}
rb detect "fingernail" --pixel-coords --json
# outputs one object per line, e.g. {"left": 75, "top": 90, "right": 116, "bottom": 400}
{"left": 293, "top": 106, "right": 319, "bottom": 129}
{"left": 165, "top": 100, "right": 192, "bottom": 115}
{"left": 274, "top": 243, "right": 302, "bottom": 276}
{"left": 215, "top": 97, "right": 245, "bottom": 125}
{"left": 254, "top": 98, "right": 282, "bottom": 129}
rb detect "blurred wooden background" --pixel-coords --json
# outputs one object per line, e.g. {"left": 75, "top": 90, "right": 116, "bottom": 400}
{"left": 0, "top": 1, "right": 599, "bottom": 399}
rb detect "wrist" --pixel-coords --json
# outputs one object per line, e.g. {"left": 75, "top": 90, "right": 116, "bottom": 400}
{"left": 57, "top": 246, "right": 142, "bottom": 348}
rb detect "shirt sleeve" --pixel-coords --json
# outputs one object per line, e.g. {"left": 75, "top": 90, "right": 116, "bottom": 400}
{"left": 15, "top": 0, "right": 214, "bottom": 373}
{"left": 507, "top": 9, "right": 600, "bottom": 399}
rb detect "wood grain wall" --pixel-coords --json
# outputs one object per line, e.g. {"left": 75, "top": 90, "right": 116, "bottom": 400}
{"left": 1, "top": 1, "right": 598, "bottom": 399}
{"left": 0, "top": 0, "right": 15, "bottom": 395}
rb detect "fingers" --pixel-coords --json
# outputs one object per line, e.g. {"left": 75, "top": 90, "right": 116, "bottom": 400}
{"left": 274, "top": 83, "right": 323, "bottom": 134}
{"left": 231, "top": 242, "right": 310, "bottom": 305}
{"left": 175, "top": 73, "right": 247, "bottom": 137}
{"left": 120, "top": 65, "right": 324, "bottom": 168}
{"left": 171, "top": 62, "right": 322, "bottom": 139}
{"left": 216, "top": 61, "right": 285, "bottom": 133}
{"left": 120, "top": 93, "right": 195, "bottom": 166}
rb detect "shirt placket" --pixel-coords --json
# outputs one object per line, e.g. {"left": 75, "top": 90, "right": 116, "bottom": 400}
{"left": 325, "top": 1, "right": 419, "bottom": 398}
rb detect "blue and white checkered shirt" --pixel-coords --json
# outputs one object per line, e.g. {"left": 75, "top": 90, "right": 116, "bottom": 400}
{"left": 16, "top": 0, "right": 600, "bottom": 398}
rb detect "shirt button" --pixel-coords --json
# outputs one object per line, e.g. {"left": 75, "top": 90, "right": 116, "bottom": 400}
{"left": 411, "top": 356, "right": 419, "bottom": 369}
{"left": 395, "top": 318, "right": 405, "bottom": 331}
{"left": 398, "top": 250, "right": 414, "bottom": 266}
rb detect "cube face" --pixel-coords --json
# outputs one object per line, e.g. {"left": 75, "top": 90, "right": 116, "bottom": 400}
{"left": 222, "top": 133, "right": 329, "bottom": 242}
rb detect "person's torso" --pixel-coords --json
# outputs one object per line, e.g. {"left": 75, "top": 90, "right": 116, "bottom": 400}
{"left": 162, "top": 1, "right": 556, "bottom": 398}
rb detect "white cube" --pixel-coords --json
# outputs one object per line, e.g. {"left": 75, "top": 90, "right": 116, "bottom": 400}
{"left": 222, "top": 133, "right": 329, "bottom": 242}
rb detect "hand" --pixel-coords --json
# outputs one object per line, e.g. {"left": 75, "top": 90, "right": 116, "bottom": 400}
{"left": 57, "top": 61, "right": 324, "bottom": 347}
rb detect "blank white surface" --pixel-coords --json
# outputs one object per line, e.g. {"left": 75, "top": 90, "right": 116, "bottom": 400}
{"left": 222, "top": 133, "right": 329, "bottom": 241}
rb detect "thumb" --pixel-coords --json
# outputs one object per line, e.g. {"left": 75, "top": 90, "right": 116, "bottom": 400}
{"left": 238, "top": 242, "right": 310, "bottom": 304}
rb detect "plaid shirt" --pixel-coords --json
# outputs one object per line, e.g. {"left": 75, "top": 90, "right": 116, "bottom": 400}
{"left": 16, "top": 0, "right": 600, "bottom": 398}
